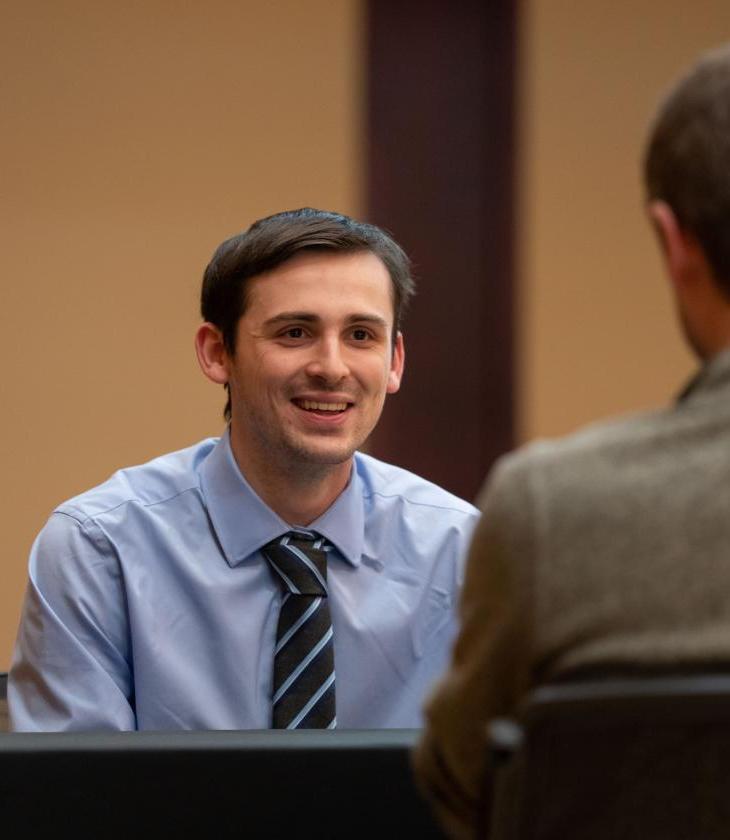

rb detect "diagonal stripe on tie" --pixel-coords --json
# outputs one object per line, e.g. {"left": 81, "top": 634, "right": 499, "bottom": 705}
{"left": 287, "top": 672, "right": 336, "bottom": 729}
{"left": 281, "top": 543, "right": 328, "bottom": 591}
{"left": 272, "top": 626, "right": 333, "bottom": 704}
{"left": 267, "top": 558, "right": 301, "bottom": 594}
{"left": 274, "top": 597, "right": 323, "bottom": 655}
{"left": 261, "top": 531, "right": 337, "bottom": 729}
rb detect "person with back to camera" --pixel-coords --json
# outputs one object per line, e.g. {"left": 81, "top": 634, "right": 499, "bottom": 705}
{"left": 10, "top": 207, "right": 480, "bottom": 731}
{"left": 415, "top": 44, "right": 730, "bottom": 838}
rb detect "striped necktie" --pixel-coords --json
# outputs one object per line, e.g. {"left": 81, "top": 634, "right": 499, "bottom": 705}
{"left": 261, "top": 531, "right": 337, "bottom": 729}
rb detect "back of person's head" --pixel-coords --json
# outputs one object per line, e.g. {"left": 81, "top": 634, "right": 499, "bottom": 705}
{"left": 644, "top": 43, "right": 730, "bottom": 296}
{"left": 201, "top": 207, "right": 415, "bottom": 354}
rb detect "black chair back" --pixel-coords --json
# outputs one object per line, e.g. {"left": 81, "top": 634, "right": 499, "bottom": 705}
{"left": 487, "top": 675, "right": 730, "bottom": 840}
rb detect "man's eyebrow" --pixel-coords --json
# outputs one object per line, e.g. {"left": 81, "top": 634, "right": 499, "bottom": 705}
{"left": 263, "top": 312, "right": 319, "bottom": 327}
{"left": 345, "top": 314, "right": 389, "bottom": 329}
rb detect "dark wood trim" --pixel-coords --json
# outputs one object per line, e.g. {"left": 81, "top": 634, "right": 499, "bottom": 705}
{"left": 365, "top": 0, "right": 518, "bottom": 501}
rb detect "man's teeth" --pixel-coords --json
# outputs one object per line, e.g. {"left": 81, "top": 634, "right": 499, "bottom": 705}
{"left": 300, "top": 400, "right": 348, "bottom": 411}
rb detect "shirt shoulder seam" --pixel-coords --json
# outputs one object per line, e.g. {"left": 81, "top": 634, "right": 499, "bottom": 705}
{"left": 55, "top": 483, "right": 200, "bottom": 528}
{"left": 361, "top": 489, "right": 478, "bottom": 516}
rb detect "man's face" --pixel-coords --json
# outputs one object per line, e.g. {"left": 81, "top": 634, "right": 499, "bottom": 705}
{"left": 224, "top": 250, "right": 404, "bottom": 476}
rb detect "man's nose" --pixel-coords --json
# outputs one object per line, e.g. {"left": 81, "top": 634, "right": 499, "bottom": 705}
{"left": 305, "top": 336, "right": 350, "bottom": 383}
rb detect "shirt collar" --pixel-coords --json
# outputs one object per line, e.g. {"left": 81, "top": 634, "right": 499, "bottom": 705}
{"left": 199, "top": 428, "right": 363, "bottom": 569}
{"left": 676, "top": 347, "right": 730, "bottom": 405}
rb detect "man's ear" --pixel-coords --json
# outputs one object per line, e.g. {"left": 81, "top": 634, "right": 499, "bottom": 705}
{"left": 195, "top": 323, "right": 230, "bottom": 385}
{"left": 387, "top": 331, "right": 405, "bottom": 394}
{"left": 647, "top": 200, "right": 698, "bottom": 290}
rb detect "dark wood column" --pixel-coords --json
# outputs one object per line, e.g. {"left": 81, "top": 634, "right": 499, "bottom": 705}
{"left": 365, "top": 0, "right": 518, "bottom": 501}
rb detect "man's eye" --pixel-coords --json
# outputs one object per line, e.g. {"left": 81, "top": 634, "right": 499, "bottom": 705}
{"left": 285, "top": 327, "right": 305, "bottom": 339}
{"left": 351, "top": 328, "right": 370, "bottom": 341}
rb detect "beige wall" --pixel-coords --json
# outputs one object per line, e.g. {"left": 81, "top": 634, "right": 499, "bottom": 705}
{"left": 1, "top": 1, "right": 363, "bottom": 668}
{"left": 518, "top": 2, "right": 730, "bottom": 441}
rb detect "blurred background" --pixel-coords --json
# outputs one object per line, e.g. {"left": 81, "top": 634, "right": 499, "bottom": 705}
{"left": 2, "top": 0, "right": 727, "bottom": 668}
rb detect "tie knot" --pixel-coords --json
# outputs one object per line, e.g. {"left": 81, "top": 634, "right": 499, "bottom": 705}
{"left": 262, "top": 531, "right": 331, "bottom": 596}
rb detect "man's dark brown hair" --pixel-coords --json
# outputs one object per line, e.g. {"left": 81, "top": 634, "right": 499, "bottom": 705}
{"left": 644, "top": 44, "right": 730, "bottom": 296}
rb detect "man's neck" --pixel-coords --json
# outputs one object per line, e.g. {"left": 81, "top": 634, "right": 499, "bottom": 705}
{"left": 678, "top": 268, "right": 730, "bottom": 360}
{"left": 229, "top": 434, "right": 352, "bottom": 526}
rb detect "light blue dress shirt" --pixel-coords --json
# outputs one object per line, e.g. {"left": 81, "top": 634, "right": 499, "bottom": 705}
{"left": 9, "top": 431, "right": 479, "bottom": 731}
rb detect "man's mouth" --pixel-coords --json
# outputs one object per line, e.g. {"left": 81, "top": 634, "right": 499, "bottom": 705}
{"left": 293, "top": 399, "right": 351, "bottom": 414}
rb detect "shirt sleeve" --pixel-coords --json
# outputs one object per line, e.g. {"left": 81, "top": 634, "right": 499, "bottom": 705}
{"left": 412, "top": 453, "right": 536, "bottom": 837}
{"left": 9, "top": 511, "right": 136, "bottom": 731}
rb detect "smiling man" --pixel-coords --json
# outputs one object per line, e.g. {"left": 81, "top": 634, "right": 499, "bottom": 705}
{"left": 9, "top": 208, "right": 479, "bottom": 731}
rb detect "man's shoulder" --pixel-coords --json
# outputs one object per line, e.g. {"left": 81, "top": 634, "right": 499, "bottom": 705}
{"left": 354, "top": 451, "right": 480, "bottom": 520}
{"left": 55, "top": 437, "right": 220, "bottom": 525}
{"left": 480, "top": 404, "right": 682, "bottom": 511}
{"left": 504, "top": 405, "right": 673, "bottom": 473}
